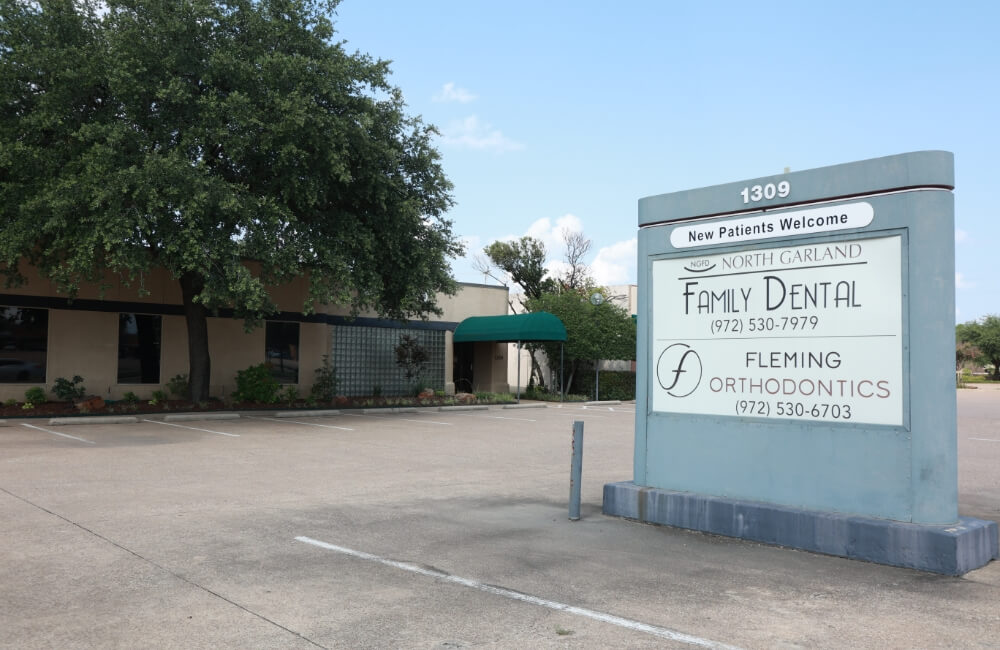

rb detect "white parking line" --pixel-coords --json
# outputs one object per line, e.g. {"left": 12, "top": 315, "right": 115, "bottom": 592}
{"left": 546, "top": 409, "right": 611, "bottom": 418}
{"left": 247, "top": 416, "right": 354, "bottom": 431}
{"left": 21, "top": 423, "right": 95, "bottom": 444}
{"left": 342, "top": 413, "right": 452, "bottom": 426}
{"left": 439, "top": 412, "right": 537, "bottom": 422}
{"left": 142, "top": 419, "right": 239, "bottom": 437}
{"left": 969, "top": 437, "right": 1000, "bottom": 442}
{"left": 295, "top": 536, "right": 740, "bottom": 649}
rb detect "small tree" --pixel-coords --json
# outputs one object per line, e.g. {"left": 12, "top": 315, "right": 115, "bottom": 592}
{"left": 478, "top": 236, "right": 556, "bottom": 304}
{"left": 559, "top": 229, "right": 592, "bottom": 290}
{"left": 526, "top": 289, "right": 636, "bottom": 392}
{"left": 395, "top": 335, "right": 430, "bottom": 385}
{"left": 478, "top": 236, "right": 557, "bottom": 387}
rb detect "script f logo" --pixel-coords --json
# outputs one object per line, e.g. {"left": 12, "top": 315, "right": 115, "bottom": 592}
{"left": 656, "top": 343, "right": 702, "bottom": 398}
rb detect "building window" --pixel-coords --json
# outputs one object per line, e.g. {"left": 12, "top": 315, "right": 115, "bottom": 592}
{"left": 266, "top": 321, "right": 299, "bottom": 383}
{"left": 0, "top": 307, "right": 47, "bottom": 383}
{"left": 118, "top": 313, "right": 162, "bottom": 384}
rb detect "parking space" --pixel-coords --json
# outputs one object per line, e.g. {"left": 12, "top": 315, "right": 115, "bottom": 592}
{"left": 1, "top": 398, "right": 998, "bottom": 648}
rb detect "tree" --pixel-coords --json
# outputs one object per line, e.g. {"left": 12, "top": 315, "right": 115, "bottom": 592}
{"left": 559, "top": 229, "right": 591, "bottom": 290}
{"left": 957, "top": 316, "right": 1000, "bottom": 379}
{"left": 526, "top": 288, "right": 636, "bottom": 393}
{"left": 956, "top": 341, "right": 981, "bottom": 371}
{"left": 0, "top": 0, "right": 461, "bottom": 401}
{"left": 478, "top": 235, "right": 556, "bottom": 386}
{"left": 478, "top": 236, "right": 555, "bottom": 303}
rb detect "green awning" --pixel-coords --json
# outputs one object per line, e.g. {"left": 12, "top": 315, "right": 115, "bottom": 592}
{"left": 453, "top": 312, "right": 567, "bottom": 343}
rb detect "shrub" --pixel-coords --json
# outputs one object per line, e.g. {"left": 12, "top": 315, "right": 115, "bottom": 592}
{"left": 232, "top": 364, "right": 280, "bottom": 403}
{"left": 52, "top": 376, "right": 85, "bottom": 401}
{"left": 309, "top": 355, "right": 337, "bottom": 403}
{"left": 573, "top": 370, "right": 636, "bottom": 401}
{"left": 149, "top": 390, "right": 168, "bottom": 406}
{"left": 166, "top": 374, "right": 189, "bottom": 399}
{"left": 473, "top": 391, "right": 517, "bottom": 404}
{"left": 24, "top": 387, "right": 46, "bottom": 404}
{"left": 122, "top": 391, "right": 140, "bottom": 405}
{"left": 4, "top": 398, "right": 17, "bottom": 407}
{"left": 279, "top": 385, "right": 300, "bottom": 405}
{"left": 522, "top": 387, "right": 588, "bottom": 402}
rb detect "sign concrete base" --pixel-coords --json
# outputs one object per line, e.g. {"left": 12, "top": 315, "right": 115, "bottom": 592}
{"left": 603, "top": 481, "right": 998, "bottom": 576}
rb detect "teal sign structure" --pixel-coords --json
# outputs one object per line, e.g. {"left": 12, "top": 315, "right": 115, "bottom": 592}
{"left": 604, "top": 151, "right": 998, "bottom": 575}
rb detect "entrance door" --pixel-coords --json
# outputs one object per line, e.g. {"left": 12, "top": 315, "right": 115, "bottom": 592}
{"left": 453, "top": 342, "right": 474, "bottom": 394}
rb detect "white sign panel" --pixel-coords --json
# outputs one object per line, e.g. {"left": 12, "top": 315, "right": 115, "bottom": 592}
{"left": 669, "top": 201, "right": 874, "bottom": 249}
{"left": 651, "top": 235, "right": 903, "bottom": 426}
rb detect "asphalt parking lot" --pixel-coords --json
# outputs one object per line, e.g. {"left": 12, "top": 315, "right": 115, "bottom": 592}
{"left": 1, "top": 395, "right": 998, "bottom": 649}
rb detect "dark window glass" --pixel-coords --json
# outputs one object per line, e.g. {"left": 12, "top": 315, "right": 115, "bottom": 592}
{"left": 265, "top": 321, "right": 299, "bottom": 383}
{"left": 0, "top": 307, "right": 47, "bottom": 383}
{"left": 118, "top": 314, "right": 162, "bottom": 384}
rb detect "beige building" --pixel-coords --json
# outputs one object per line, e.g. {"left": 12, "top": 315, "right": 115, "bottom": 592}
{"left": 0, "top": 265, "right": 511, "bottom": 402}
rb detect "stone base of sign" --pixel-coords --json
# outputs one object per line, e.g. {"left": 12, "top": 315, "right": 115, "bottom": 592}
{"left": 602, "top": 481, "right": 999, "bottom": 576}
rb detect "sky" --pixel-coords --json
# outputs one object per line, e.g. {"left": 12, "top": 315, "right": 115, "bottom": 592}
{"left": 330, "top": 0, "right": 999, "bottom": 323}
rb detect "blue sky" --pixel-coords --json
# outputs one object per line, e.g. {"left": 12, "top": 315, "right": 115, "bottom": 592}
{"left": 332, "top": 0, "right": 999, "bottom": 322}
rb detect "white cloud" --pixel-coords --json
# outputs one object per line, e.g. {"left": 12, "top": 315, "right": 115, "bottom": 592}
{"left": 441, "top": 115, "right": 524, "bottom": 153}
{"left": 433, "top": 82, "right": 477, "bottom": 104}
{"left": 524, "top": 213, "right": 584, "bottom": 255}
{"left": 956, "top": 272, "right": 973, "bottom": 289}
{"left": 591, "top": 238, "right": 637, "bottom": 286}
{"left": 956, "top": 229, "right": 968, "bottom": 244}
{"left": 484, "top": 215, "right": 638, "bottom": 289}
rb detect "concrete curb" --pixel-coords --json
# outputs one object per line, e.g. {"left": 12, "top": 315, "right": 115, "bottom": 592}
{"left": 164, "top": 413, "right": 240, "bottom": 422}
{"left": 585, "top": 400, "right": 622, "bottom": 406}
{"left": 501, "top": 403, "right": 548, "bottom": 410}
{"left": 272, "top": 410, "right": 341, "bottom": 418}
{"left": 438, "top": 405, "right": 489, "bottom": 412}
{"left": 48, "top": 416, "right": 139, "bottom": 426}
{"left": 362, "top": 407, "right": 418, "bottom": 414}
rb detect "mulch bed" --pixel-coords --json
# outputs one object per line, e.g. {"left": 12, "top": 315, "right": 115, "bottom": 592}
{"left": 1, "top": 394, "right": 484, "bottom": 419}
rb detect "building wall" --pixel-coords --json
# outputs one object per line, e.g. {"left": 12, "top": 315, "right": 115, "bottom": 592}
{"left": 0, "top": 266, "right": 509, "bottom": 402}
{"left": 472, "top": 342, "right": 509, "bottom": 394}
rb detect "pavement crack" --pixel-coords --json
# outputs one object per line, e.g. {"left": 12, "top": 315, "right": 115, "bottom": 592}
{"left": 0, "top": 486, "right": 328, "bottom": 650}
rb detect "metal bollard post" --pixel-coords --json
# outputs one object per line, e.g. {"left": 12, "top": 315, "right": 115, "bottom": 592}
{"left": 569, "top": 420, "right": 583, "bottom": 520}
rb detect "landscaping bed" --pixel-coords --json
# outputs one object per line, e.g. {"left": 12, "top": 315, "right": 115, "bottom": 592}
{"left": 0, "top": 392, "right": 517, "bottom": 419}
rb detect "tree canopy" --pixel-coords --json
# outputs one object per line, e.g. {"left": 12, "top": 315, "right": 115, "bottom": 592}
{"left": 481, "top": 236, "right": 555, "bottom": 301}
{"left": 0, "top": 0, "right": 462, "bottom": 399}
{"left": 957, "top": 316, "right": 1000, "bottom": 379}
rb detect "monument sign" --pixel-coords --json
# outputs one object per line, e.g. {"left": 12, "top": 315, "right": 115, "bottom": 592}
{"left": 603, "top": 151, "right": 998, "bottom": 575}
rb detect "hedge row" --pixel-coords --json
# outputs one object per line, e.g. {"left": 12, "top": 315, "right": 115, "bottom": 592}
{"left": 572, "top": 370, "right": 636, "bottom": 401}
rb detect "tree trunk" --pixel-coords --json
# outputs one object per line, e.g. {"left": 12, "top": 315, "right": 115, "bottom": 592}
{"left": 180, "top": 272, "right": 211, "bottom": 402}
{"left": 528, "top": 348, "right": 546, "bottom": 389}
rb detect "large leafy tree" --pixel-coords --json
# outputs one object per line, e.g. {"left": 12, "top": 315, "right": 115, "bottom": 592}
{"left": 0, "top": 0, "right": 461, "bottom": 400}
{"left": 957, "top": 316, "right": 1000, "bottom": 379}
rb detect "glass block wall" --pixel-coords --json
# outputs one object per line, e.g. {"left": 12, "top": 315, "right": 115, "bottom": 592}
{"left": 331, "top": 324, "right": 445, "bottom": 396}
